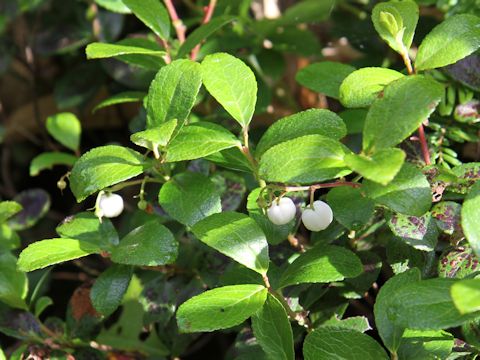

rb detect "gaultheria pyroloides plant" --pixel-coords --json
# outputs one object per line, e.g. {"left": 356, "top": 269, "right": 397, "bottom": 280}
{"left": 4, "top": 0, "right": 480, "bottom": 358}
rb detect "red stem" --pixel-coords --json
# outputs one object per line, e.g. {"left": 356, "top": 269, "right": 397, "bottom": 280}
{"left": 190, "top": 0, "right": 217, "bottom": 60}
{"left": 418, "top": 124, "right": 431, "bottom": 165}
{"left": 164, "top": 0, "right": 186, "bottom": 43}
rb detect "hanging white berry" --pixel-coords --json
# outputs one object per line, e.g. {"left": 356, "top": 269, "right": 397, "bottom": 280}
{"left": 301, "top": 200, "right": 333, "bottom": 231}
{"left": 98, "top": 192, "right": 124, "bottom": 218}
{"left": 267, "top": 197, "right": 296, "bottom": 225}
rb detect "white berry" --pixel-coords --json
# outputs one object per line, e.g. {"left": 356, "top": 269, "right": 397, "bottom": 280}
{"left": 301, "top": 200, "right": 333, "bottom": 231}
{"left": 98, "top": 193, "right": 124, "bottom": 218}
{"left": 267, "top": 197, "right": 296, "bottom": 225}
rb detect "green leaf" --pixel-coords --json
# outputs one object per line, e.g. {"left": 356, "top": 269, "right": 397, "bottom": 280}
{"left": 177, "top": 16, "right": 236, "bottom": 59}
{"left": 191, "top": 212, "right": 269, "bottom": 275}
{"left": 201, "top": 53, "right": 257, "bottom": 128}
{"left": 415, "top": 14, "right": 480, "bottom": 71}
{"left": 93, "top": 91, "right": 146, "bottom": 113}
{"left": 159, "top": 172, "right": 221, "bottom": 227}
{"left": 387, "top": 278, "right": 479, "bottom": 329}
{"left": 0, "top": 253, "right": 28, "bottom": 309}
{"left": 344, "top": 148, "right": 405, "bottom": 185}
{"left": 259, "top": 135, "right": 351, "bottom": 184}
{"left": 56, "top": 212, "right": 119, "bottom": 250}
{"left": 295, "top": 61, "right": 355, "bottom": 99}
{"left": 363, "top": 163, "right": 432, "bottom": 216}
{"left": 326, "top": 187, "right": 375, "bottom": 230}
{"left": 247, "top": 188, "right": 292, "bottom": 245}
{"left": 339, "top": 67, "right": 404, "bottom": 108}
{"left": 122, "top": 0, "right": 170, "bottom": 40}
{"left": 374, "top": 268, "right": 421, "bottom": 352}
{"left": 323, "top": 316, "right": 372, "bottom": 333}
{"left": 95, "top": 0, "right": 131, "bottom": 14}
{"left": 70, "top": 145, "right": 148, "bottom": 202}
{"left": 279, "top": 245, "right": 363, "bottom": 288}
{"left": 91, "top": 264, "right": 133, "bottom": 317}
{"left": 8, "top": 189, "right": 50, "bottom": 231}
{"left": 251, "top": 294, "right": 294, "bottom": 360}
{"left": 0, "top": 224, "right": 21, "bottom": 250}
{"left": 372, "top": 0, "right": 419, "bottom": 54}
{"left": 397, "top": 329, "right": 454, "bottom": 360}
{"left": 86, "top": 40, "right": 166, "bottom": 59}
{"left": 130, "top": 119, "right": 177, "bottom": 155}
{"left": 461, "top": 181, "right": 480, "bottom": 258}
{"left": 110, "top": 220, "right": 178, "bottom": 266}
{"left": 303, "top": 327, "right": 389, "bottom": 360}
{"left": 256, "top": 109, "right": 347, "bottom": 158}
{"left": 34, "top": 296, "right": 53, "bottom": 317}
{"left": 387, "top": 212, "right": 438, "bottom": 251}
{"left": 363, "top": 75, "right": 443, "bottom": 152}
{"left": 146, "top": 59, "right": 202, "bottom": 129}
{"left": 176, "top": 284, "right": 267, "bottom": 333}
{"left": 29, "top": 152, "right": 77, "bottom": 176}
{"left": 451, "top": 278, "right": 480, "bottom": 314}
{"left": 276, "top": 0, "right": 335, "bottom": 26}
{"left": 0, "top": 201, "right": 22, "bottom": 224}
{"left": 165, "top": 122, "right": 241, "bottom": 162}
{"left": 17, "top": 238, "right": 101, "bottom": 272}
{"left": 46, "top": 112, "right": 81, "bottom": 151}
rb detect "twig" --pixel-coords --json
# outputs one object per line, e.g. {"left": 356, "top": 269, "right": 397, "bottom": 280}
{"left": 418, "top": 123, "right": 431, "bottom": 165}
{"left": 190, "top": 0, "right": 218, "bottom": 60}
{"left": 164, "top": 0, "right": 186, "bottom": 43}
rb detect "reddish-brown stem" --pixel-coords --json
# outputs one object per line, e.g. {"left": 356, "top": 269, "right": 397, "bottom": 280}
{"left": 164, "top": 0, "right": 186, "bottom": 43}
{"left": 418, "top": 123, "right": 431, "bottom": 165}
{"left": 190, "top": 0, "right": 217, "bottom": 60}
{"left": 284, "top": 181, "right": 361, "bottom": 193}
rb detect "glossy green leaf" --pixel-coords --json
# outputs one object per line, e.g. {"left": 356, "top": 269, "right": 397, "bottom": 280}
{"left": 192, "top": 212, "right": 269, "bottom": 275}
{"left": 276, "top": 0, "right": 335, "bottom": 26}
{"left": 416, "top": 14, "right": 480, "bottom": 71}
{"left": 130, "top": 119, "right": 177, "bottom": 154}
{"left": 29, "top": 152, "right": 77, "bottom": 176}
{"left": 397, "top": 329, "right": 454, "bottom": 360}
{"left": 176, "top": 284, "right": 267, "bottom": 332}
{"left": 279, "top": 245, "right": 363, "bottom": 288}
{"left": 159, "top": 172, "right": 221, "bottom": 227}
{"left": 165, "top": 122, "right": 240, "bottom": 162}
{"left": 0, "top": 201, "right": 22, "bottom": 224}
{"left": 251, "top": 294, "right": 294, "bottom": 360}
{"left": 91, "top": 264, "right": 133, "bottom": 316}
{"left": 177, "top": 16, "right": 236, "bottom": 59}
{"left": 111, "top": 220, "right": 178, "bottom": 266}
{"left": 345, "top": 148, "right": 405, "bottom": 185}
{"left": 201, "top": 53, "right": 257, "bottom": 128}
{"left": 46, "top": 112, "right": 81, "bottom": 151}
{"left": 461, "top": 181, "right": 480, "bottom": 258}
{"left": 0, "top": 253, "right": 28, "bottom": 309}
{"left": 34, "top": 296, "right": 53, "bottom": 317}
{"left": 374, "top": 268, "right": 421, "bottom": 352}
{"left": 70, "top": 145, "right": 148, "bottom": 202}
{"left": 388, "top": 212, "right": 438, "bottom": 251}
{"left": 122, "top": 0, "right": 170, "bottom": 40}
{"left": 18, "top": 238, "right": 101, "bottom": 272}
{"left": 295, "top": 61, "right": 355, "bottom": 99}
{"left": 339, "top": 67, "right": 404, "bottom": 108}
{"left": 387, "top": 278, "right": 478, "bottom": 329}
{"left": 326, "top": 187, "right": 375, "bottom": 230}
{"left": 323, "top": 316, "right": 372, "bottom": 333}
{"left": 303, "top": 327, "right": 389, "bottom": 360}
{"left": 95, "top": 0, "right": 131, "bottom": 13}
{"left": 371, "top": 0, "right": 419, "bottom": 54}
{"left": 86, "top": 41, "right": 166, "bottom": 59}
{"left": 259, "top": 135, "right": 351, "bottom": 184}
{"left": 451, "top": 278, "right": 480, "bottom": 314}
{"left": 363, "top": 76, "right": 443, "bottom": 152}
{"left": 363, "top": 163, "right": 431, "bottom": 216}
{"left": 56, "top": 212, "right": 119, "bottom": 250}
{"left": 0, "top": 224, "right": 21, "bottom": 250}
{"left": 93, "top": 91, "right": 146, "bottom": 113}
{"left": 146, "top": 59, "right": 202, "bottom": 129}
{"left": 256, "top": 109, "right": 347, "bottom": 158}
